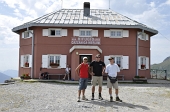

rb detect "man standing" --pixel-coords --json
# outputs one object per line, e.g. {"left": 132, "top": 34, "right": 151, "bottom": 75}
{"left": 90, "top": 54, "right": 105, "bottom": 100}
{"left": 105, "top": 56, "right": 122, "bottom": 102}
{"left": 75, "top": 57, "right": 89, "bottom": 102}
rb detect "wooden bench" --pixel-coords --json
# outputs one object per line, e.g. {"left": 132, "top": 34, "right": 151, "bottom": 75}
{"left": 48, "top": 74, "right": 64, "bottom": 80}
{"left": 133, "top": 78, "right": 147, "bottom": 83}
{"left": 117, "top": 75, "right": 124, "bottom": 80}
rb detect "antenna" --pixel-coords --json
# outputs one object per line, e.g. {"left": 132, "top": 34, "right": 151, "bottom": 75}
{"left": 61, "top": 0, "right": 63, "bottom": 9}
{"left": 109, "top": 0, "right": 110, "bottom": 9}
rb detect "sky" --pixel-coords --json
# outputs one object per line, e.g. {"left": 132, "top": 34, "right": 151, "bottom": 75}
{"left": 0, "top": 0, "right": 170, "bottom": 71}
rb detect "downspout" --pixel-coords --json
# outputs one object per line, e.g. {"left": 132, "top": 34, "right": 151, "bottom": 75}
{"left": 27, "top": 27, "right": 34, "bottom": 79}
{"left": 136, "top": 29, "right": 144, "bottom": 76}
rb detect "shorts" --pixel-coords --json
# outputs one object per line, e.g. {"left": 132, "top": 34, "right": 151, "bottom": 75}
{"left": 107, "top": 77, "right": 118, "bottom": 89}
{"left": 91, "top": 76, "right": 103, "bottom": 87}
{"left": 78, "top": 78, "right": 88, "bottom": 90}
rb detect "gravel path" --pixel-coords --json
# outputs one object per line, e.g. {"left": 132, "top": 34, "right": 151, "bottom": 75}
{"left": 0, "top": 82, "right": 170, "bottom": 112}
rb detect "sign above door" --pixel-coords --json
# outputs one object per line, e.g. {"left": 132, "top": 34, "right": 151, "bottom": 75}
{"left": 71, "top": 37, "right": 100, "bottom": 45}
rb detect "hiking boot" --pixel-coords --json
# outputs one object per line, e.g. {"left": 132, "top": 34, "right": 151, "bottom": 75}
{"left": 82, "top": 96, "right": 88, "bottom": 101}
{"left": 116, "top": 97, "right": 122, "bottom": 102}
{"left": 77, "top": 97, "right": 80, "bottom": 102}
{"left": 110, "top": 96, "right": 113, "bottom": 102}
{"left": 99, "top": 96, "right": 103, "bottom": 100}
{"left": 91, "top": 96, "right": 94, "bottom": 100}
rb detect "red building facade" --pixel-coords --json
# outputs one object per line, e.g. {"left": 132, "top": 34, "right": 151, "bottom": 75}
{"left": 12, "top": 3, "right": 158, "bottom": 80}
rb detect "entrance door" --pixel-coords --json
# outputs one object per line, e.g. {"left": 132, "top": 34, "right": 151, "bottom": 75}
{"left": 79, "top": 55, "right": 92, "bottom": 80}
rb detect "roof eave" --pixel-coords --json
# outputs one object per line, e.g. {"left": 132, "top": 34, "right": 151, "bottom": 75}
{"left": 12, "top": 23, "right": 158, "bottom": 35}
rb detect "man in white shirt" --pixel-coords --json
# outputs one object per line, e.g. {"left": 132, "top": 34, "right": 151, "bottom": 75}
{"left": 105, "top": 57, "right": 122, "bottom": 102}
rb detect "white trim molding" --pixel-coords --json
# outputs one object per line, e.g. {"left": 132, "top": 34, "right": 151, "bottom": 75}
{"left": 69, "top": 45, "right": 102, "bottom": 53}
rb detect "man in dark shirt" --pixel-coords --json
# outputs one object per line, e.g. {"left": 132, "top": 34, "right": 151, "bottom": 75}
{"left": 90, "top": 54, "right": 105, "bottom": 100}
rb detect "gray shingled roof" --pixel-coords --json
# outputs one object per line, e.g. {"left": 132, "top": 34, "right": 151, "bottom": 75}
{"left": 12, "top": 9, "right": 158, "bottom": 35}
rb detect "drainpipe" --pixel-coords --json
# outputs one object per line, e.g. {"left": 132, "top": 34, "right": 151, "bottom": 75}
{"left": 27, "top": 27, "right": 34, "bottom": 79}
{"left": 136, "top": 29, "right": 144, "bottom": 76}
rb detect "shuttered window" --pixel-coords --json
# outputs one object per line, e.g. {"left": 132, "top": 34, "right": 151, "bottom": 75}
{"left": 22, "top": 30, "right": 33, "bottom": 38}
{"left": 74, "top": 29, "right": 98, "bottom": 37}
{"left": 42, "top": 28, "right": 67, "bottom": 37}
{"left": 104, "top": 55, "right": 129, "bottom": 69}
{"left": 42, "top": 55, "right": 67, "bottom": 68}
{"left": 104, "top": 30, "right": 129, "bottom": 38}
{"left": 138, "top": 56, "right": 149, "bottom": 70}
{"left": 20, "top": 55, "right": 32, "bottom": 68}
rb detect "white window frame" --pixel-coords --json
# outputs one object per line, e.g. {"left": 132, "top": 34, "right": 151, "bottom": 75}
{"left": 138, "top": 32, "right": 149, "bottom": 41}
{"left": 22, "top": 30, "right": 33, "bottom": 39}
{"left": 49, "top": 55, "right": 61, "bottom": 68}
{"left": 79, "top": 29, "right": 92, "bottom": 37}
{"left": 139, "top": 56, "right": 148, "bottom": 70}
{"left": 42, "top": 54, "right": 67, "bottom": 69}
{"left": 48, "top": 28, "right": 62, "bottom": 37}
{"left": 110, "top": 30, "right": 123, "bottom": 38}
{"left": 20, "top": 54, "right": 32, "bottom": 68}
{"left": 110, "top": 55, "right": 123, "bottom": 69}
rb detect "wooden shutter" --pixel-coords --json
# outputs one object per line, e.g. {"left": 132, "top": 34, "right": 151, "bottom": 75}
{"left": 137, "top": 32, "right": 142, "bottom": 39}
{"left": 22, "top": 32, "right": 25, "bottom": 38}
{"left": 73, "top": 30, "right": 79, "bottom": 36}
{"left": 104, "top": 56, "right": 110, "bottom": 66}
{"left": 20, "top": 55, "right": 24, "bottom": 67}
{"left": 146, "top": 57, "right": 149, "bottom": 69}
{"left": 122, "top": 56, "right": 129, "bottom": 69}
{"left": 123, "top": 30, "right": 129, "bottom": 37}
{"left": 104, "top": 30, "right": 110, "bottom": 37}
{"left": 29, "top": 30, "right": 33, "bottom": 38}
{"left": 60, "top": 55, "right": 67, "bottom": 68}
{"left": 42, "top": 29, "right": 48, "bottom": 36}
{"left": 138, "top": 57, "right": 141, "bottom": 69}
{"left": 42, "top": 55, "right": 48, "bottom": 68}
{"left": 62, "top": 29, "right": 67, "bottom": 36}
{"left": 92, "top": 30, "right": 98, "bottom": 37}
{"left": 29, "top": 55, "right": 32, "bottom": 67}
{"left": 146, "top": 34, "right": 149, "bottom": 40}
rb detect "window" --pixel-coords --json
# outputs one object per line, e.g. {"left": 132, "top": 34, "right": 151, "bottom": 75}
{"left": 22, "top": 30, "right": 33, "bottom": 38}
{"left": 140, "top": 57, "right": 146, "bottom": 69}
{"left": 80, "top": 30, "right": 92, "bottom": 37}
{"left": 42, "top": 55, "right": 67, "bottom": 68}
{"left": 49, "top": 55, "right": 60, "bottom": 67}
{"left": 138, "top": 56, "right": 149, "bottom": 70}
{"left": 49, "top": 29, "right": 61, "bottom": 37}
{"left": 110, "top": 30, "right": 122, "bottom": 37}
{"left": 138, "top": 32, "right": 149, "bottom": 41}
{"left": 24, "top": 31, "right": 30, "bottom": 38}
{"left": 20, "top": 55, "right": 32, "bottom": 67}
{"left": 104, "top": 55, "right": 129, "bottom": 69}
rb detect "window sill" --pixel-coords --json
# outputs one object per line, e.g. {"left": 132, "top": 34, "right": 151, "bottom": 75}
{"left": 47, "top": 67, "right": 61, "bottom": 69}
{"left": 22, "top": 67, "right": 31, "bottom": 68}
{"left": 48, "top": 35, "right": 62, "bottom": 37}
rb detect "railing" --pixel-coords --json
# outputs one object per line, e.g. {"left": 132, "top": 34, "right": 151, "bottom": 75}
{"left": 150, "top": 69, "right": 168, "bottom": 80}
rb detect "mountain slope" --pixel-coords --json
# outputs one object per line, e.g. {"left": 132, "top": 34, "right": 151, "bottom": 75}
{"left": 3, "top": 70, "right": 18, "bottom": 78}
{"left": 151, "top": 56, "right": 170, "bottom": 75}
{"left": 0, "top": 72, "right": 12, "bottom": 83}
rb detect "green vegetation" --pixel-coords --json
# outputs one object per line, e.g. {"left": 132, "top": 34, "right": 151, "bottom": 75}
{"left": 151, "top": 56, "right": 170, "bottom": 75}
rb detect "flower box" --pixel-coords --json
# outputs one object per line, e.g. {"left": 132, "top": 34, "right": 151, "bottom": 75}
{"left": 133, "top": 76, "right": 147, "bottom": 83}
{"left": 141, "top": 65, "right": 145, "bottom": 69}
{"left": 20, "top": 73, "right": 31, "bottom": 80}
{"left": 25, "top": 62, "right": 29, "bottom": 67}
{"left": 50, "top": 63, "right": 59, "bottom": 68}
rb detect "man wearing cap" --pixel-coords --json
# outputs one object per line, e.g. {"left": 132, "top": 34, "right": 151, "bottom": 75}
{"left": 105, "top": 57, "right": 122, "bottom": 102}
{"left": 75, "top": 57, "right": 89, "bottom": 102}
{"left": 90, "top": 54, "right": 105, "bottom": 100}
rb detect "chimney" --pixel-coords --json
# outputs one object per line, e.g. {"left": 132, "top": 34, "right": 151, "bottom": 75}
{"left": 84, "top": 2, "right": 90, "bottom": 16}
